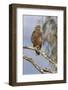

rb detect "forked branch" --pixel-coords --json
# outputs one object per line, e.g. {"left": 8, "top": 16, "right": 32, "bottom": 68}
{"left": 23, "top": 55, "right": 52, "bottom": 73}
{"left": 23, "top": 46, "right": 57, "bottom": 68}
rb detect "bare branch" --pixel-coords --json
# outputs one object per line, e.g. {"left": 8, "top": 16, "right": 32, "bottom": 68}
{"left": 23, "top": 46, "right": 57, "bottom": 68}
{"left": 23, "top": 55, "right": 52, "bottom": 74}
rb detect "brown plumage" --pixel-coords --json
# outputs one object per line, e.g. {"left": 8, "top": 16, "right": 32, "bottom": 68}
{"left": 31, "top": 25, "right": 42, "bottom": 55}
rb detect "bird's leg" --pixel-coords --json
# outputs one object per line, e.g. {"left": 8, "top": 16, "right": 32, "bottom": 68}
{"left": 35, "top": 45, "right": 41, "bottom": 55}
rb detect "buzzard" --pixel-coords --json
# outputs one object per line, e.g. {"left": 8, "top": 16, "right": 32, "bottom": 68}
{"left": 31, "top": 25, "right": 42, "bottom": 55}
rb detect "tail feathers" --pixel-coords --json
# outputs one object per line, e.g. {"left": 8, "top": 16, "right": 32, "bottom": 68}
{"left": 35, "top": 50, "right": 40, "bottom": 55}
{"left": 33, "top": 45, "right": 41, "bottom": 55}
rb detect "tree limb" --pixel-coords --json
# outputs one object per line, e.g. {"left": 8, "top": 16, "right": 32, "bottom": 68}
{"left": 23, "top": 55, "right": 52, "bottom": 73}
{"left": 23, "top": 46, "right": 57, "bottom": 68}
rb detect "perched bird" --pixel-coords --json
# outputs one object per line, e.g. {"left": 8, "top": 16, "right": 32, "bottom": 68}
{"left": 31, "top": 25, "right": 42, "bottom": 55}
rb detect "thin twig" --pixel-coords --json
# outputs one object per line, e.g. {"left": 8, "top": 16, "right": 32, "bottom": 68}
{"left": 23, "top": 55, "right": 52, "bottom": 73}
{"left": 23, "top": 46, "right": 57, "bottom": 68}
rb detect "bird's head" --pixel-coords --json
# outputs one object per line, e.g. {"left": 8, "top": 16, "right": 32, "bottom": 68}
{"left": 36, "top": 25, "right": 41, "bottom": 30}
{"left": 35, "top": 25, "right": 43, "bottom": 33}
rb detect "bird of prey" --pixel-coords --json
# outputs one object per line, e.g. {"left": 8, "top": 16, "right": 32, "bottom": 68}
{"left": 31, "top": 25, "right": 42, "bottom": 55}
